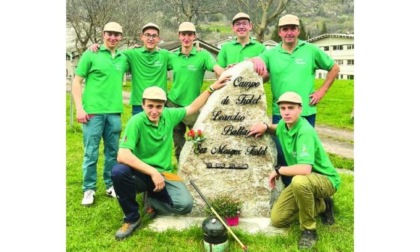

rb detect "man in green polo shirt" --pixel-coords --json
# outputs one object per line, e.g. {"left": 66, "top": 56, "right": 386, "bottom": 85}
{"left": 217, "top": 12, "right": 266, "bottom": 68}
{"left": 111, "top": 75, "right": 230, "bottom": 240}
{"left": 89, "top": 22, "right": 171, "bottom": 115}
{"left": 248, "top": 91, "right": 341, "bottom": 250}
{"left": 167, "top": 22, "right": 224, "bottom": 162}
{"left": 251, "top": 14, "right": 340, "bottom": 187}
{"left": 125, "top": 23, "right": 172, "bottom": 115}
{"left": 72, "top": 22, "right": 129, "bottom": 206}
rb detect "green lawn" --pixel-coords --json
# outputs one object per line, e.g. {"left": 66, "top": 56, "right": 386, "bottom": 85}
{"left": 67, "top": 78, "right": 354, "bottom": 251}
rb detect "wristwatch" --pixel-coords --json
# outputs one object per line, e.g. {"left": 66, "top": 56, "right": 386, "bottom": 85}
{"left": 263, "top": 122, "right": 269, "bottom": 131}
{"left": 275, "top": 166, "right": 281, "bottom": 176}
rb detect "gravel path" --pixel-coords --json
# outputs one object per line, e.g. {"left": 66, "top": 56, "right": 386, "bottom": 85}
{"left": 316, "top": 125, "right": 354, "bottom": 159}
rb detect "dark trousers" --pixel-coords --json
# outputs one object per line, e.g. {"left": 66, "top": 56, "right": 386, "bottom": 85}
{"left": 131, "top": 105, "right": 143, "bottom": 116}
{"left": 111, "top": 164, "right": 173, "bottom": 223}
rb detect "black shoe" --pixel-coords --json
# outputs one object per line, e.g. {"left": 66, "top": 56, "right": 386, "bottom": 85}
{"left": 320, "top": 197, "right": 335, "bottom": 225}
{"left": 298, "top": 229, "right": 318, "bottom": 249}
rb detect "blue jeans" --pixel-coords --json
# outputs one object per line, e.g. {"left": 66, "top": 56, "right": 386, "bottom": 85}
{"left": 132, "top": 105, "right": 143, "bottom": 116}
{"left": 272, "top": 114, "right": 316, "bottom": 187}
{"left": 112, "top": 164, "right": 193, "bottom": 223}
{"left": 82, "top": 113, "right": 121, "bottom": 192}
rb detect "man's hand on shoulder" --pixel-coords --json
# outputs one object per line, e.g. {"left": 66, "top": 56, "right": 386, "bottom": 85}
{"left": 87, "top": 43, "right": 100, "bottom": 53}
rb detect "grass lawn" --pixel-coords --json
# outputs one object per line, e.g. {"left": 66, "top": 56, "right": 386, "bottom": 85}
{"left": 67, "top": 78, "right": 354, "bottom": 251}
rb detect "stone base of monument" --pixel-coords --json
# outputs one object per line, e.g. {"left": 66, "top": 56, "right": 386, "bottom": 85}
{"left": 146, "top": 215, "right": 288, "bottom": 236}
{"left": 178, "top": 61, "right": 281, "bottom": 218}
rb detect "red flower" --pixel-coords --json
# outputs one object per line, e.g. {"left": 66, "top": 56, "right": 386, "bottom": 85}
{"left": 187, "top": 129, "right": 195, "bottom": 138}
{"left": 185, "top": 129, "right": 206, "bottom": 146}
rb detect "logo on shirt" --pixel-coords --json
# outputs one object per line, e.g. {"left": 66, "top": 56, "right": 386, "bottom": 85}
{"left": 295, "top": 58, "right": 306, "bottom": 65}
{"left": 187, "top": 65, "right": 198, "bottom": 71}
{"left": 299, "top": 144, "right": 309, "bottom": 157}
{"left": 153, "top": 61, "right": 163, "bottom": 67}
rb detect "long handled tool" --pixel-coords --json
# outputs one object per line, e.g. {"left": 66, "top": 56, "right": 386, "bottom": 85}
{"left": 190, "top": 180, "right": 249, "bottom": 252}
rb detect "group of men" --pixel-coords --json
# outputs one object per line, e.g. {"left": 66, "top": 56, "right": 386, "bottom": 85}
{"left": 72, "top": 11, "right": 341, "bottom": 249}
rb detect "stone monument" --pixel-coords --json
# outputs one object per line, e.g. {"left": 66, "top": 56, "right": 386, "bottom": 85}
{"left": 178, "top": 61, "right": 279, "bottom": 217}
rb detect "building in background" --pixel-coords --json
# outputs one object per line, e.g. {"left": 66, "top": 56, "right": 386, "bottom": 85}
{"left": 307, "top": 33, "right": 354, "bottom": 80}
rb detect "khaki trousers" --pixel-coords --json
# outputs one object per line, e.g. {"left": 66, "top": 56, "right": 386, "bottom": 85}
{"left": 270, "top": 173, "right": 336, "bottom": 230}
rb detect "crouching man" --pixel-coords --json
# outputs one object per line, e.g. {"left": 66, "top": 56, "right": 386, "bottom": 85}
{"left": 111, "top": 75, "right": 230, "bottom": 240}
{"left": 247, "top": 91, "right": 341, "bottom": 249}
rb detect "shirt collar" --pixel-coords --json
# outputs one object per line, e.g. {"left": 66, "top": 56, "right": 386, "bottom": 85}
{"left": 174, "top": 47, "right": 197, "bottom": 56}
{"left": 283, "top": 117, "right": 304, "bottom": 136}
{"left": 278, "top": 39, "right": 305, "bottom": 53}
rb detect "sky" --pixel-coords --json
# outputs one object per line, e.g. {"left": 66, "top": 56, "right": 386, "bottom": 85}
{"left": 2, "top": 0, "right": 420, "bottom": 251}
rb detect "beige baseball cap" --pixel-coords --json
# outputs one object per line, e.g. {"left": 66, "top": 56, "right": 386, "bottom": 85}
{"left": 278, "top": 14, "right": 300, "bottom": 27}
{"left": 178, "top": 22, "right": 196, "bottom": 32}
{"left": 276, "top": 91, "right": 302, "bottom": 105}
{"left": 232, "top": 12, "right": 250, "bottom": 24}
{"left": 142, "top": 22, "right": 160, "bottom": 33}
{"left": 103, "top": 22, "right": 123, "bottom": 34}
{"left": 143, "top": 86, "right": 167, "bottom": 101}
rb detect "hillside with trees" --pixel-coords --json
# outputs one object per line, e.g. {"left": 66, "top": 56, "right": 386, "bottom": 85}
{"left": 66, "top": 0, "right": 353, "bottom": 54}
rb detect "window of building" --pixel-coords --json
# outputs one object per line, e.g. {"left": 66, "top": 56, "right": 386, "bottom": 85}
{"left": 348, "top": 75, "right": 354, "bottom": 80}
{"left": 347, "top": 59, "right": 354, "bottom": 65}
{"left": 333, "top": 45, "right": 343, "bottom": 50}
{"left": 347, "top": 44, "right": 354, "bottom": 50}
{"left": 336, "top": 60, "right": 344, "bottom": 65}
{"left": 323, "top": 46, "right": 329, "bottom": 51}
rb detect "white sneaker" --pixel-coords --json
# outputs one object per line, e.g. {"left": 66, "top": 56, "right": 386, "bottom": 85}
{"left": 81, "top": 190, "right": 95, "bottom": 206}
{"left": 106, "top": 186, "right": 116, "bottom": 198}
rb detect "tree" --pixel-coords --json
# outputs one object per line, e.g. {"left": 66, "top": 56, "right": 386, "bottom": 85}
{"left": 67, "top": 0, "right": 158, "bottom": 53}
{"left": 298, "top": 19, "right": 308, "bottom": 40}
{"left": 232, "top": 0, "right": 324, "bottom": 42}
{"left": 271, "top": 27, "right": 281, "bottom": 42}
{"left": 232, "top": 0, "right": 288, "bottom": 42}
{"left": 159, "top": 0, "right": 228, "bottom": 24}
{"left": 321, "top": 21, "right": 328, "bottom": 34}
{"left": 66, "top": 0, "right": 119, "bottom": 54}
{"left": 113, "top": 0, "right": 157, "bottom": 47}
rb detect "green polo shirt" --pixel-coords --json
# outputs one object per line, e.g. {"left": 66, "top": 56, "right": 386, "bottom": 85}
{"left": 259, "top": 40, "right": 335, "bottom": 117}
{"left": 168, "top": 47, "right": 217, "bottom": 106}
{"left": 119, "top": 107, "right": 186, "bottom": 172}
{"left": 276, "top": 117, "right": 341, "bottom": 189}
{"left": 123, "top": 47, "right": 172, "bottom": 105}
{"left": 75, "top": 44, "right": 129, "bottom": 113}
{"left": 217, "top": 38, "right": 266, "bottom": 68}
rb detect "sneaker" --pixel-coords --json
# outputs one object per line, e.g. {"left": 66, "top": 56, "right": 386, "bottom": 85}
{"left": 115, "top": 218, "right": 142, "bottom": 241}
{"left": 320, "top": 197, "right": 335, "bottom": 225}
{"left": 106, "top": 186, "right": 116, "bottom": 198}
{"left": 298, "top": 229, "right": 318, "bottom": 249}
{"left": 81, "top": 190, "right": 95, "bottom": 206}
{"left": 142, "top": 192, "right": 157, "bottom": 220}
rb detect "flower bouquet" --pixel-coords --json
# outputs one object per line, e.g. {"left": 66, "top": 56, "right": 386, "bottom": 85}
{"left": 185, "top": 129, "right": 205, "bottom": 152}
